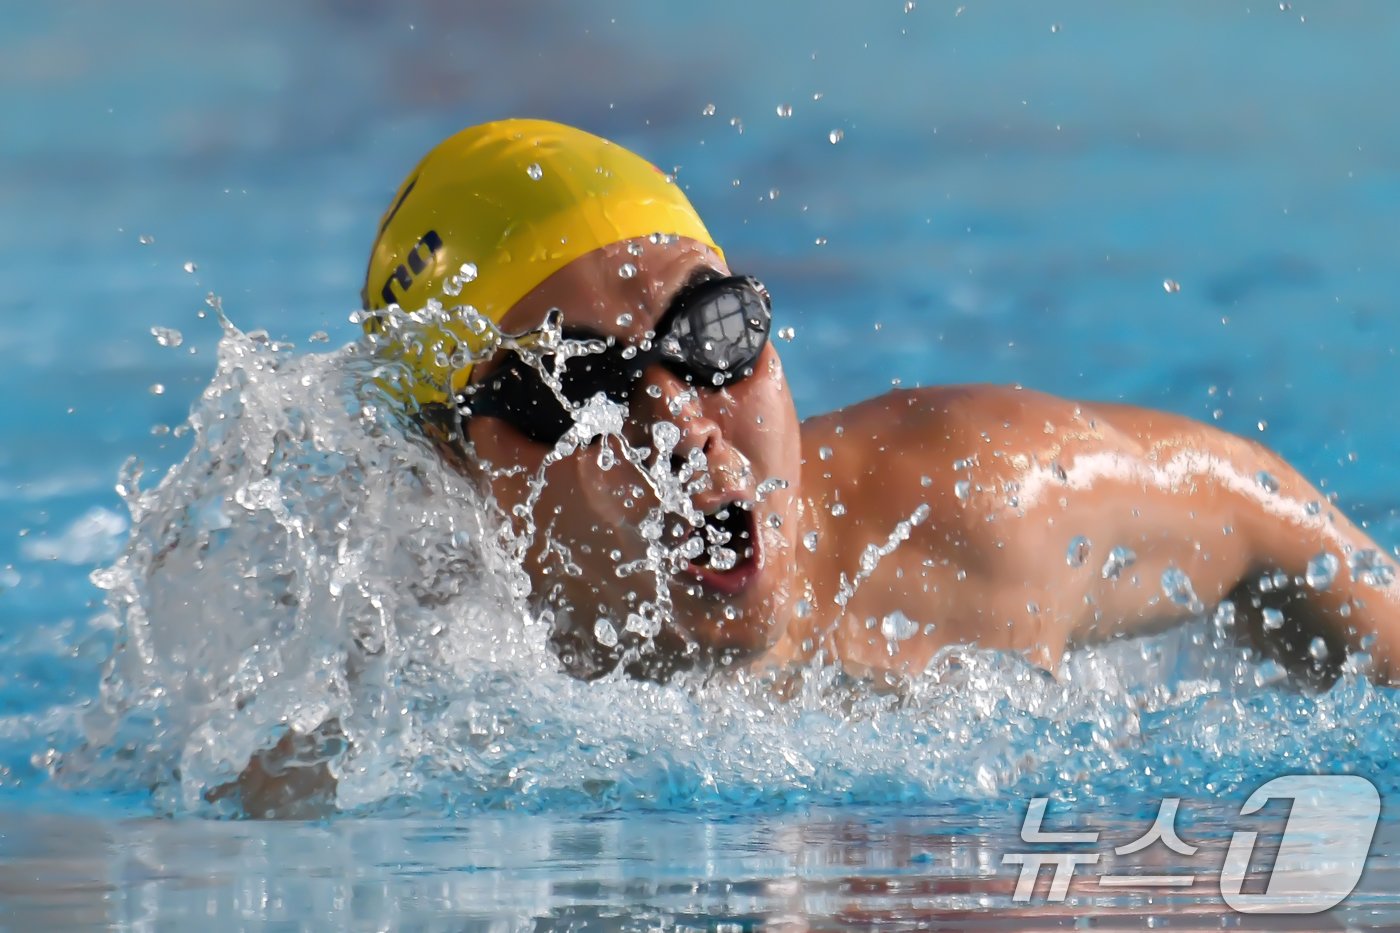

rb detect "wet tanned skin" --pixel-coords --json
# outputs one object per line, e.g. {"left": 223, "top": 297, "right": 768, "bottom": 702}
{"left": 454, "top": 237, "right": 1400, "bottom": 686}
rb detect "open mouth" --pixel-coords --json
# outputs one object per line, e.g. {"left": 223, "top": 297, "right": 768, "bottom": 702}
{"left": 670, "top": 502, "right": 761, "bottom": 595}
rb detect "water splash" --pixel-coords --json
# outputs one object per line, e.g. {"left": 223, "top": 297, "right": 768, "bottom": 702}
{"left": 43, "top": 316, "right": 1400, "bottom": 819}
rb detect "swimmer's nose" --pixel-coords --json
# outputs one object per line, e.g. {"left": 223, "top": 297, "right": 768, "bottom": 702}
{"left": 632, "top": 365, "right": 725, "bottom": 471}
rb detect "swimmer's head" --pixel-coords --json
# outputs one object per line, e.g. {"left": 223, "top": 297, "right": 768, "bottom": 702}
{"left": 365, "top": 121, "right": 804, "bottom": 677}
{"left": 363, "top": 118, "right": 723, "bottom": 408}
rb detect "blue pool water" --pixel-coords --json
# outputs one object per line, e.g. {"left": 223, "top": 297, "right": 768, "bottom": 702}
{"left": 5, "top": 1, "right": 1400, "bottom": 927}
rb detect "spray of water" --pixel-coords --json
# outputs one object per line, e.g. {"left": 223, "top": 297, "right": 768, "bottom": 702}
{"left": 49, "top": 304, "right": 1400, "bottom": 817}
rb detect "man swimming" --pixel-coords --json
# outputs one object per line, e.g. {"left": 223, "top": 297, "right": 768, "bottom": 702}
{"left": 361, "top": 118, "right": 1400, "bottom": 688}
{"left": 222, "top": 118, "right": 1400, "bottom": 816}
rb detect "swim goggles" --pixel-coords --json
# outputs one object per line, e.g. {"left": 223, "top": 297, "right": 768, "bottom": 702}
{"left": 460, "top": 274, "right": 772, "bottom": 446}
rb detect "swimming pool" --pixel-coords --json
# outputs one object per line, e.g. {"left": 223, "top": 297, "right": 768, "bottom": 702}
{"left": 5, "top": 1, "right": 1400, "bottom": 927}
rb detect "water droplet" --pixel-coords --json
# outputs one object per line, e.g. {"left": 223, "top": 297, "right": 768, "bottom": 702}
{"left": 904, "top": 0, "right": 916, "bottom": 11}
{"left": 1161, "top": 565, "right": 1202, "bottom": 612}
{"left": 812, "top": 91, "right": 824, "bottom": 101}
{"left": 953, "top": 480, "right": 971, "bottom": 501}
{"left": 526, "top": 163, "right": 543, "bottom": 181}
{"left": 138, "top": 233, "right": 154, "bottom": 245}
{"left": 803, "top": 531, "right": 819, "bottom": 552}
{"left": 182, "top": 260, "right": 197, "bottom": 273}
{"left": 1305, "top": 552, "right": 1339, "bottom": 590}
{"left": 618, "top": 262, "right": 637, "bottom": 279}
{"left": 458, "top": 262, "right": 478, "bottom": 283}
{"left": 1254, "top": 471, "right": 1280, "bottom": 493}
{"left": 149, "top": 383, "right": 165, "bottom": 396}
{"left": 777, "top": 326, "right": 796, "bottom": 341}
{"left": 1101, "top": 546, "right": 1137, "bottom": 580}
{"left": 830, "top": 502, "right": 847, "bottom": 517}
{"left": 702, "top": 103, "right": 716, "bottom": 116}
{"left": 1066, "top": 535, "right": 1091, "bottom": 567}
{"left": 615, "top": 312, "right": 634, "bottom": 326}
{"left": 1162, "top": 278, "right": 1180, "bottom": 293}
{"left": 1348, "top": 549, "right": 1395, "bottom": 587}
{"left": 1261, "top": 607, "right": 1285, "bottom": 631}
{"left": 1050, "top": 22, "right": 1061, "bottom": 33}
{"left": 626, "top": 242, "right": 644, "bottom": 257}
{"left": 880, "top": 611, "right": 918, "bottom": 642}
{"left": 150, "top": 326, "right": 183, "bottom": 348}
{"left": 920, "top": 475, "right": 932, "bottom": 487}
{"left": 776, "top": 103, "right": 793, "bottom": 118}
{"left": 1308, "top": 636, "right": 1329, "bottom": 662}
{"left": 309, "top": 331, "right": 329, "bottom": 343}
{"left": 828, "top": 128, "right": 844, "bottom": 144}
{"left": 756, "top": 477, "right": 789, "bottom": 500}
{"left": 814, "top": 236, "right": 828, "bottom": 246}
{"left": 1257, "top": 420, "right": 1268, "bottom": 432}
{"left": 818, "top": 446, "right": 833, "bottom": 461}
{"left": 593, "top": 617, "right": 619, "bottom": 648}
{"left": 768, "top": 188, "right": 780, "bottom": 200}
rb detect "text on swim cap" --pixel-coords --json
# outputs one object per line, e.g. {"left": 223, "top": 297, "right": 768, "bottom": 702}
{"left": 380, "top": 229, "right": 444, "bottom": 306}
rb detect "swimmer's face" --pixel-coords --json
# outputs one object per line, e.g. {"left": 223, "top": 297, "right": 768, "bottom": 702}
{"left": 462, "top": 237, "right": 803, "bottom": 671}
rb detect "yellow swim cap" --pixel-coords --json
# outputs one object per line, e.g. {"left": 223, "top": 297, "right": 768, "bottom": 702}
{"left": 363, "top": 118, "right": 722, "bottom": 408}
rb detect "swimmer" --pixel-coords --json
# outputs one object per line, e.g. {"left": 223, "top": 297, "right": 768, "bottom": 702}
{"left": 224, "top": 119, "right": 1400, "bottom": 815}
